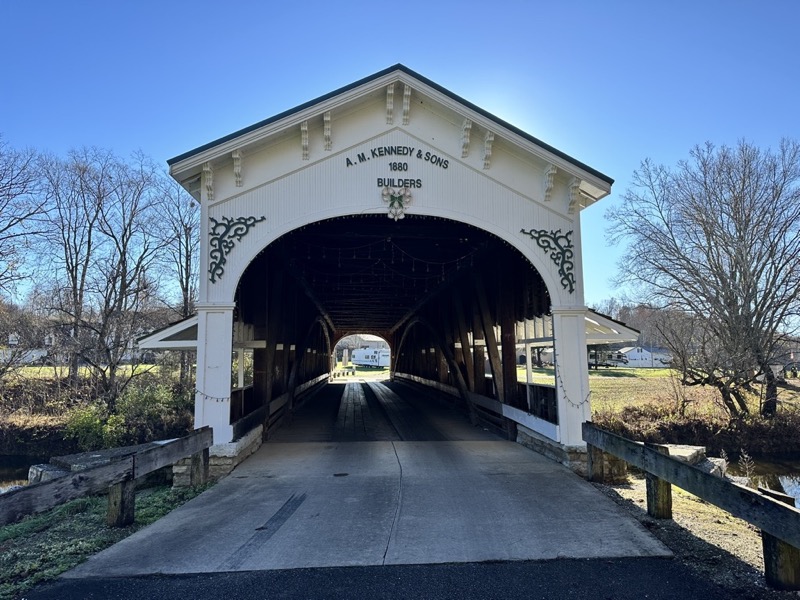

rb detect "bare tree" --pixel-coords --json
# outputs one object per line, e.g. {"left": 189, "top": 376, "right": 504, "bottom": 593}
{"left": 0, "top": 138, "right": 46, "bottom": 293}
{"left": 155, "top": 176, "right": 199, "bottom": 320}
{"left": 607, "top": 140, "right": 800, "bottom": 417}
{"left": 85, "top": 152, "right": 165, "bottom": 408}
{"left": 154, "top": 175, "right": 199, "bottom": 393}
{"left": 38, "top": 148, "right": 167, "bottom": 410}
{"left": 591, "top": 297, "right": 624, "bottom": 320}
{"left": 616, "top": 303, "right": 669, "bottom": 351}
{"left": 38, "top": 148, "right": 105, "bottom": 383}
{"left": 651, "top": 309, "right": 751, "bottom": 416}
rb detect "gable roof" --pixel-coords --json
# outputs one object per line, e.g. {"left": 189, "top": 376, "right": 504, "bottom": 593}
{"left": 168, "top": 64, "right": 613, "bottom": 203}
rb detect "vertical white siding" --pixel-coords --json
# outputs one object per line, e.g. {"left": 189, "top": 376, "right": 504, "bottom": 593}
{"left": 203, "top": 128, "right": 580, "bottom": 307}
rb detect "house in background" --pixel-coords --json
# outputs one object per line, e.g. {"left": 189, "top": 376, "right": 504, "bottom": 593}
{"left": 617, "top": 346, "right": 671, "bottom": 368}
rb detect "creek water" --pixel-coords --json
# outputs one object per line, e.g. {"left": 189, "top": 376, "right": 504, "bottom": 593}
{"left": 0, "top": 455, "right": 45, "bottom": 493}
{"left": 726, "top": 458, "right": 800, "bottom": 503}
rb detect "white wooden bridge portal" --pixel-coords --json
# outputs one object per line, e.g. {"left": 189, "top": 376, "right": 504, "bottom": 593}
{"left": 141, "top": 65, "right": 636, "bottom": 472}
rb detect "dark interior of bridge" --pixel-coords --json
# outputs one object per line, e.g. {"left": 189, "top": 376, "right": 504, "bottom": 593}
{"left": 236, "top": 214, "right": 551, "bottom": 339}
{"left": 232, "top": 214, "right": 555, "bottom": 434}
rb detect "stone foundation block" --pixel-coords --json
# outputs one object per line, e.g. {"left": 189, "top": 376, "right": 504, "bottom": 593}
{"left": 516, "top": 425, "right": 591, "bottom": 477}
{"left": 173, "top": 424, "right": 263, "bottom": 487}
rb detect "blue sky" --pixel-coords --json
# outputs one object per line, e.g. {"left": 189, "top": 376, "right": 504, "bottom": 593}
{"left": 2, "top": 1, "right": 798, "bottom": 307}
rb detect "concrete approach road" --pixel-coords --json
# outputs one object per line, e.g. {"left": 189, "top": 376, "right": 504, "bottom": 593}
{"left": 25, "top": 380, "right": 725, "bottom": 599}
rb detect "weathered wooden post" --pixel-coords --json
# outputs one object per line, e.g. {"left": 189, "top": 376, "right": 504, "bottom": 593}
{"left": 190, "top": 447, "right": 210, "bottom": 486}
{"left": 107, "top": 477, "right": 136, "bottom": 527}
{"left": 760, "top": 487, "right": 800, "bottom": 590}
{"left": 645, "top": 443, "right": 672, "bottom": 519}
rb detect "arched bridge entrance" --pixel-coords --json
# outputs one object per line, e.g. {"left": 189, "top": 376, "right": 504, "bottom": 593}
{"left": 141, "top": 65, "right": 635, "bottom": 471}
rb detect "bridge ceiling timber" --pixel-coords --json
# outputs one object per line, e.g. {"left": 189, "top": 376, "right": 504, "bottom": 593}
{"left": 237, "top": 214, "right": 550, "bottom": 340}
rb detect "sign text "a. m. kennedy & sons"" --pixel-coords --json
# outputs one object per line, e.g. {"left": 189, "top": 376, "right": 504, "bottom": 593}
{"left": 344, "top": 145, "right": 449, "bottom": 188}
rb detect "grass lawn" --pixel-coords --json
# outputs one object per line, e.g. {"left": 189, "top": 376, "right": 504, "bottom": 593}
{"left": 0, "top": 483, "right": 211, "bottom": 600}
{"left": 334, "top": 363, "right": 391, "bottom": 380}
{"left": 13, "top": 364, "right": 161, "bottom": 379}
{"left": 516, "top": 365, "right": 800, "bottom": 418}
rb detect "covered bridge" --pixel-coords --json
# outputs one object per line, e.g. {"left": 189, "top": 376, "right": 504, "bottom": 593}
{"left": 140, "top": 65, "right": 635, "bottom": 471}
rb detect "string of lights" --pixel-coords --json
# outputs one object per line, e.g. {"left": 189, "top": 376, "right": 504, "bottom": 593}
{"left": 553, "top": 353, "right": 592, "bottom": 408}
{"left": 193, "top": 389, "right": 231, "bottom": 402}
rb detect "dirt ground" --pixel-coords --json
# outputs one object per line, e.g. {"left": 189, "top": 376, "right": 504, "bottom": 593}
{"left": 594, "top": 474, "right": 800, "bottom": 599}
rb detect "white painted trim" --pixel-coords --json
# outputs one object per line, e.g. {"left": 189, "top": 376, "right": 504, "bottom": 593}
{"left": 137, "top": 316, "right": 198, "bottom": 349}
{"left": 142, "top": 341, "right": 197, "bottom": 350}
{"left": 467, "top": 393, "right": 560, "bottom": 441}
{"left": 195, "top": 302, "right": 237, "bottom": 310}
{"left": 504, "top": 404, "right": 560, "bottom": 441}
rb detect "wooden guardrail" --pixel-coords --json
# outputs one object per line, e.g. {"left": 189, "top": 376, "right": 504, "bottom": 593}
{"left": 0, "top": 426, "right": 213, "bottom": 528}
{"left": 583, "top": 422, "right": 800, "bottom": 590}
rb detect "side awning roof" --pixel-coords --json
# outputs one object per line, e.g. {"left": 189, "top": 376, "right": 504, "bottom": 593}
{"left": 138, "top": 309, "right": 639, "bottom": 351}
{"left": 519, "top": 309, "right": 640, "bottom": 348}
{"left": 137, "top": 316, "right": 198, "bottom": 351}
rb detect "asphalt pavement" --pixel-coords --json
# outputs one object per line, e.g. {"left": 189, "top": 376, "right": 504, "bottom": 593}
{"left": 25, "top": 559, "right": 735, "bottom": 600}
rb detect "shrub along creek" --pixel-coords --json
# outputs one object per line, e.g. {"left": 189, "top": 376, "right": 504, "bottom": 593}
{"left": 0, "top": 370, "right": 194, "bottom": 493}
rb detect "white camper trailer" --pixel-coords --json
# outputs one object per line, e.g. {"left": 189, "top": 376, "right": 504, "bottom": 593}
{"left": 351, "top": 348, "right": 390, "bottom": 368}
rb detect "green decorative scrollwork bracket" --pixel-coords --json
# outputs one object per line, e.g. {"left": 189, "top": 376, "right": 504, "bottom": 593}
{"left": 520, "top": 228, "right": 575, "bottom": 293}
{"left": 208, "top": 215, "right": 266, "bottom": 283}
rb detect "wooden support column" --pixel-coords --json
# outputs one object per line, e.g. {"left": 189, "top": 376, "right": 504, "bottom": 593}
{"left": 761, "top": 487, "right": 800, "bottom": 590}
{"left": 552, "top": 307, "right": 591, "bottom": 446}
{"left": 107, "top": 478, "right": 135, "bottom": 527}
{"left": 453, "top": 294, "right": 475, "bottom": 390}
{"left": 273, "top": 346, "right": 285, "bottom": 396}
{"left": 438, "top": 346, "right": 449, "bottom": 383}
{"left": 262, "top": 272, "right": 284, "bottom": 437}
{"left": 408, "top": 329, "right": 417, "bottom": 374}
{"left": 437, "top": 307, "right": 452, "bottom": 384}
{"left": 472, "top": 302, "right": 486, "bottom": 396}
{"left": 287, "top": 324, "right": 312, "bottom": 408}
{"left": 475, "top": 277, "right": 504, "bottom": 401}
{"left": 253, "top": 348, "right": 268, "bottom": 407}
{"left": 500, "top": 267, "right": 519, "bottom": 412}
{"left": 427, "top": 319, "right": 477, "bottom": 424}
{"left": 287, "top": 318, "right": 331, "bottom": 411}
{"left": 645, "top": 443, "right": 672, "bottom": 519}
{"left": 501, "top": 328, "right": 517, "bottom": 402}
{"left": 279, "top": 287, "right": 294, "bottom": 395}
